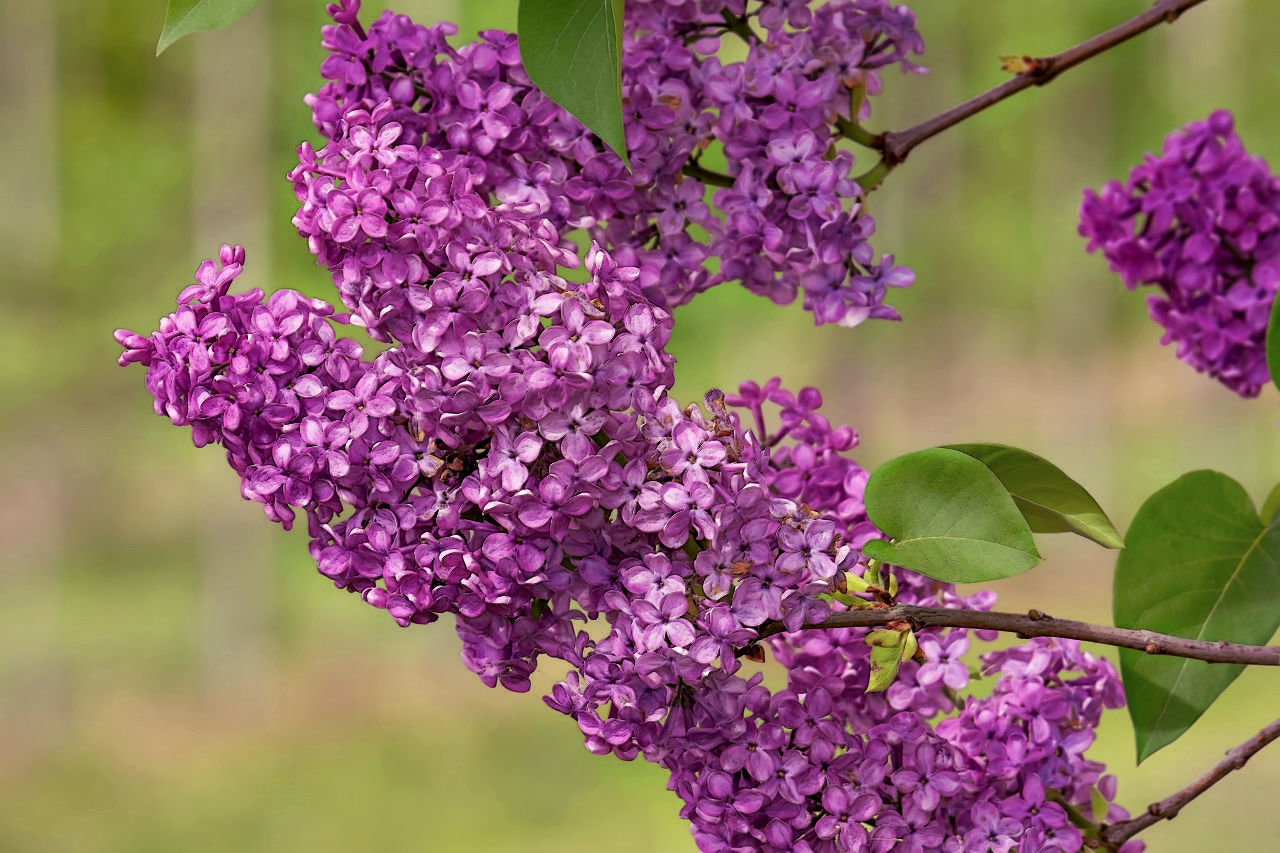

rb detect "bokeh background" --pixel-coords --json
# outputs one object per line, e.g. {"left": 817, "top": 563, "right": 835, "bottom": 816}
{"left": 2, "top": 0, "right": 1279, "bottom": 849}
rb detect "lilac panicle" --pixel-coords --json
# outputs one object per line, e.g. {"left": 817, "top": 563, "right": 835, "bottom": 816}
{"left": 114, "top": 2, "right": 1144, "bottom": 850}
{"left": 1080, "top": 109, "right": 1280, "bottom": 397}
{"left": 121, "top": 251, "right": 1137, "bottom": 851}
{"left": 304, "top": 0, "right": 918, "bottom": 329}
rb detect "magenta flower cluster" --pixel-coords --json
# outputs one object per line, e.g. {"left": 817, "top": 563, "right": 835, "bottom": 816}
{"left": 306, "top": 0, "right": 915, "bottom": 329}
{"left": 1080, "top": 110, "right": 1280, "bottom": 397}
{"left": 116, "top": 2, "right": 1145, "bottom": 849}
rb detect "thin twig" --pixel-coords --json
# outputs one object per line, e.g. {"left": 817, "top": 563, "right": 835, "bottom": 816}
{"left": 861, "top": 0, "right": 1211, "bottom": 171}
{"left": 1099, "top": 717, "right": 1280, "bottom": 849}
{"left": 755, "top": 604, "right": 1280, "bottom": 667}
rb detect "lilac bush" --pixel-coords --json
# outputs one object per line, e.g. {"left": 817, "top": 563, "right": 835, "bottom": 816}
{"left": 123, "top": 0, "right": 1280, "bottom": 849}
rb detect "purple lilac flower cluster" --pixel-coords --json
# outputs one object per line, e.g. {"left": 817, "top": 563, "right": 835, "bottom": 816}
{"left": 115, "top": 2, "right": 1145, "bottom": 848}
{"left": 305, "top": 0, "right": 916, "bottom": 328}
{"left": 670, "top": 632, "right": 1136, "bottom": 853}
{"left": 1079, "top": 110, "right": 1280, "bottom": 397}
{"left": 114, "top": 246, "right": 372, "bottom": 532}
{"left": 119, "top": 250, "right": 1139, "bottom": 847}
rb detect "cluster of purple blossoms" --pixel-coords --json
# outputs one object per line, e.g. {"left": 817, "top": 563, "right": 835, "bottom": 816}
{"left": 114, "top": 245, "right": 372, "bottom": 533}
{"left": 1080, "top": 110, "right": 1280, "bottom": 397}
{"left": 119, "top": 252, "right": 1139, "bottom": 847}
{"left": 306, "top": 0, "right": 916, "bottom": 328}
{"left": 115, "top": 2, "right": 1148, "bottom": 849}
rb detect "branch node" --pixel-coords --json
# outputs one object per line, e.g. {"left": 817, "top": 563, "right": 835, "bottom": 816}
{"left": 1000, "top": 55, "right": 1057, "bottom": 82}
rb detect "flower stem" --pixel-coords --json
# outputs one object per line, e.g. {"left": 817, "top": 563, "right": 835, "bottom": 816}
{"left": 834, "top": 116, "right": 882, "bottom": 150}
{"left": 719, "top": 10, "right": 760, "bottom": 45}
{"left": 1045, "top": 788, "right": 1104, "bottom": 844}
{"left": 682, "top": 160, "right": 735, "bottom": 188}
{"left": 855, "top": 158, "right": 894, "bottom": 193}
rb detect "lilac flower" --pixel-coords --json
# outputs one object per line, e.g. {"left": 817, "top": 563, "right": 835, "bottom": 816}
{"left": 916, "top": 629, "right": 970, "bottom": 690}
{"left": 326, "top": 369, "right": 397, "bottom": 437}
{"left": 513, "top": 473, "right": 596, "bottom": 537}
{"left": 963, "top": 802, "right": 1023, "bottom": 853}
{"left": 659, "top": 421, "right": 727, "bottom": 483}
{"left": 633, "top": 591, "right": 697, "bottom": 651}
{"left": 776, "top": 520, "right": 839, "bottom": 579}
{"left": 484, "top": 429, "right": 542, "bottom": 492}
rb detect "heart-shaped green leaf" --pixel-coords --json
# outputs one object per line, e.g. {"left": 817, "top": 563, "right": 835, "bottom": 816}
{"left": 1267, "top": 289, "right": 1280, "bottom": 392}
{"left": 945, "top": 443, "right": 1124, "bottom": 549}
{"left": 862, "top": 448, "right": 1041, "bottom": 583}
{"left": 517, "top": 0, "right": 629, "bottom": 165}
{"left": 156, "top": 0, "right": 261, "bottom": 55}
{"left": 1115, "top": 470, "right": 1280, "bottom": 762}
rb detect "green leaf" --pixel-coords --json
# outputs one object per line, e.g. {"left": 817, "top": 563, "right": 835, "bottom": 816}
{"left": 1267, "top": 290, "right": 1280, "bottom": 392}
{"left": 865, "top": 630, "right": 908, "bottom": 693}
{"left": 865, "top": 628, "right": 902, "bottom": 649}
{"left": 1089, "top": 787, "right": 1108, "bottom": 823}
{"left": 156, "top": 0, "right": 261, "bottom": 55}
{"left": 1115, "top": 470, "right": 1280, "bottom": 762}
{"left": 517, "top": 0, "right": 628, "bottom": 164}
{"left": 1262, "top": 483, "right": 1280, "bottom": 525}
{"left": 866, "top": 644, "right": 902, "bottom": 693}
{"left": 945, "top": 443, "right": 1124, "bottom": 549}
{"left": 862, "top": 448, "right": 1041, "bottom": 584}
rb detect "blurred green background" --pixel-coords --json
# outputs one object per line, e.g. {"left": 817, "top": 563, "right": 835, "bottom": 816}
{"left": 2, "top": 0, "right": 1279, "bottom": 849}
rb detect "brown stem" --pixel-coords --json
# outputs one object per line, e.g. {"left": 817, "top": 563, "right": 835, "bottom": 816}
{"left": 756, "top": 604, "right": 1280, "bottom": 667}
{"left": 873, "top": 0, "right": 1211, "bottom": 169}
{"left": 1099, "top": 717, "right": 1280, "bottom": 849}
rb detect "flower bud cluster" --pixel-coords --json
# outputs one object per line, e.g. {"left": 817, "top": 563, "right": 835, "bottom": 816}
{"left": 1080, "top": 110, "right": 1280, "bottom": 397}
{"left": 307, "top": 0, "right": 916, "bottom": 327}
